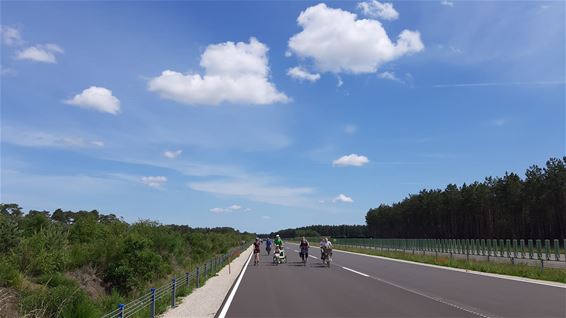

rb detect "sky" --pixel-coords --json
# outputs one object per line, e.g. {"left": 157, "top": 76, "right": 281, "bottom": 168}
{"left": 1, "top": 1, "right": 564, "bottom": 233}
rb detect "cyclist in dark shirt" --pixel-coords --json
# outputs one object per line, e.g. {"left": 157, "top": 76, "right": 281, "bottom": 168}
{"left": 253, "top": 238, "right": 261, "bottom": 266}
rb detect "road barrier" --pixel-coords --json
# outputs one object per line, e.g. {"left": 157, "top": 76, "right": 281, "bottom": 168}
{"left": 101, "top": 244, "right": 248, "bottom": 318}
{"left": 332, "top": 238, "right": 565, "bottom": 269}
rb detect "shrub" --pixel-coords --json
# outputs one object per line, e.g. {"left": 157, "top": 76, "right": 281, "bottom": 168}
{"left": 0, "top": 258, "right": 23, "bottom": 288}
{"left": 16, "top": 225, "right": 68, "bottom": 276}
{"left": 104, "top": 233, "right": 165, "bottom": 294}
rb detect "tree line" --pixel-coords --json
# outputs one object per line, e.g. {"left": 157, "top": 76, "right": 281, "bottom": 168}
{"left": 366, "top": 157, "right": 566, "bottom": 240}
{"left": 0, "top": 204, "right": 254, "bottom": 317}
{"left": 266, "top": 224, "right": 367, "bottom": 238}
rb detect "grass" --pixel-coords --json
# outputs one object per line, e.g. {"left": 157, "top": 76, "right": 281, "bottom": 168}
{"left": 335, "top": 244, "right": 566, "bottom": 284}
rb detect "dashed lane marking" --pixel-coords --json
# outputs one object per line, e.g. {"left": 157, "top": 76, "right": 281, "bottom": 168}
{"left": 341, "top": 266, "right": 370, "bottom": 277}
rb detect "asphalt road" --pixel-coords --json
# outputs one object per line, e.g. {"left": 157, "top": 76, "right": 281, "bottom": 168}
{"left": 222, "top": 243, "right": 566, "bottom": 318}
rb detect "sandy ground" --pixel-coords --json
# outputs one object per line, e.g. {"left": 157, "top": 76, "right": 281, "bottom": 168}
{"left": 162, "top": 246, "right": 253, "bottom": 318}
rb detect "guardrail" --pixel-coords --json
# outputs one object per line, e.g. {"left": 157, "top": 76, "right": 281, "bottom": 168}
{"left": 101, "top": 244, "right": 249, "bottom": 318}
{"left": 332, "top": 238, "right": 565, "bottom": 267}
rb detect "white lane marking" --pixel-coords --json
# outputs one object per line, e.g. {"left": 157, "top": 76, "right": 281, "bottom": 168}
{"left": 331, "top": 247, "right": 566, "bottom": 289}
{"left": 310, "top": 255, "right": 318, "bottom": 259}
{"left": 341, "top": 266, "right": 370, "bottom": 277}
{"left": 217, "top": 250, "right": 253, "bottom": 318}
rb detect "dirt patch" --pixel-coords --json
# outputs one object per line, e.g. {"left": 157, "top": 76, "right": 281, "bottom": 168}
{"left": 0, "top": 287, "right": 20, "bottom": 318}
{"left": 64, "top": 266, "right": 105, "bottom": 300}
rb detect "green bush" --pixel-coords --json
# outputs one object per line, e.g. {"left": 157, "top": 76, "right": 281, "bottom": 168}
{"left": 16, "top": 225, "right": 68, "bottom": 276}
{"left": 0, "top": 258, "right": 23, "bottom": 288}
{"left": 104, "top": 233, "right": 166, "bottom": 293}
{"left": 0, "top": 214, "right": 21, "bottom": 253}
{"left": 20, "top": 283, "right": 100, "bottom": 318}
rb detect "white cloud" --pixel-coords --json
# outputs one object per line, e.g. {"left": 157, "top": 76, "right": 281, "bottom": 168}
{"left": 228, "top": 204, "right": 242, "bottom": 210}
{"left": 440, "top": 0, "right": 454, "bottom": 7}
{"left": 378, "top": 71, "right": 403, "bottom": 82}
{"left": 148, "top": 37, "right": 289, "bottom": 106}
{"left": 491, "top": 118, "right": 509, "bottom": 127}
{"left": 209, "top": 204, "right": 248, "bottom": 213}
{"left": 288, "top": 3, "right": 424, "bottom": 74}
{"left": 16, "top": 44, "right": 63, "bottom": 63}
{"left": 1, "top": 129, "right": 104, "bottom": 149}
{"left": 333, "top": 194, "right": 354, "bottom": 203}
{"left": 345, "top": 124, "right": 357, "bottom": 135}
{"left": 332, "top": 154, "right": 370, "bottom": 167}
{"left": 262, "top": 215, "right": 271, "bottom": 219}
{"left": 163, "top": 149, "right": 182, "bottom": 159}
{"left": 287, "top": 66, "right": 320, "bottom": 82}
{"left": 189, "top": 179, "right": 314, "bottom": 207}
{"left": 141, "top": 176, "right": 167, "bottom": 188}
{"left": 357, "top": 1, "right": 399, "bottom": 21}
{"left": 1, "top": 65, "right": 17, "bottom": 76}
{"left": 337, "top": 76, "right": 344, "bottom": 87}
{"left": 1, "top": 26, "right": 24, "bottom": 46}
{"left": 65, "top": 86, "right": 121, "bottom": 114}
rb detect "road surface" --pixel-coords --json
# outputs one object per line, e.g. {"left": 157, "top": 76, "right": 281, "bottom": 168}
{"left": 221, "top": 243, "right": 566, "bottom": 318}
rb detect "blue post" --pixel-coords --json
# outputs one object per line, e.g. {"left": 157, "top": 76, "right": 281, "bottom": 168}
{"left": 204, "top": 263, "right": 207, "bottom": 279}
{"left": 196, "top": 266, "right": 200, "bottom": 288}
{"left": 185, "top": 272, "right": 190, "bottom": 289}
{"left": 150, "top": 288, "right": 156, "bottom": 318}
{"left": 118, "top": 304, "right": 125, "bottom": 318}
{"left": 171, "top": 278, "right": 176, "bottom": 308}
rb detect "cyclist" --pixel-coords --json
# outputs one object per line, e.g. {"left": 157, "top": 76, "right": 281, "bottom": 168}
{"left": 274, "top": 234, "right": 283, "bottom": 249}
{"left": 319, "top": 237, "right": 325, "bottom": 260}
{"left": 265, "top": 238, "right": 273, "bottom": 255}
{"left": 253, "top": 238, "right": 261, "bottom": 266}
{"left": 321, "top": 237, "right": 333, "bottom": 262}
{"left": 299, "top": 237, "right": 310, "bottom": 263}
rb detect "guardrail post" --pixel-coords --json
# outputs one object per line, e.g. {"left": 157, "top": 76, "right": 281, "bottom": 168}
{"left": 544, "top": 240, "right": 550, "bottom": 260}
{"left": 536, "top": 240, "right": 542, "bottom": 260}
{"left": 185, "top": 272, "right": 190, "bottom": 289}
{"left": 117, "top": 304, "right": 124, "bottom": 318}
{"left": 171, "top": 278, "right": 176, "bottom": 308}
{"left": 520, "top": 239, "right": 525, "bottom": 259}
{"left": 528, "top": 240, "right": 534, "bottom": 259}
{"left": 196, "top": 266, "right": 200, "bottom": 288}
{"left": 150, "top": 288, "right": 156, "bottom": 318}
{"left": 204, "top": 262, "right": 208, "bottom": 279}
{"left": 505, "top": 240, "right": 511, "bottom": 257}
{"left": 554, "top": 239, "right": 560, "bottom": 261}
{"left": 513, "top": 239, "right": 518, "bottom": 258}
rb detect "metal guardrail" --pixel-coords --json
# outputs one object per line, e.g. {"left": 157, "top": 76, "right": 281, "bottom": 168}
{"left": 101, "top": 244, "right": 249, "bottom": 318}
{"left": 333, "top": 238, "right": 565, "bottom": 264}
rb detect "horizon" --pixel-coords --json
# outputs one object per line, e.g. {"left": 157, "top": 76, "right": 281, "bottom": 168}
{"left": 1, "top": 1, "right": 564, "bottom": 233}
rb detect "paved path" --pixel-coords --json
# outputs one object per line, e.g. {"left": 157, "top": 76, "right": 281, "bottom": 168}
{"left": 222, "top": 243, "right": 566, "bottom": 318}
{"left": 163, "top": 246, "right": 253, "bottom": 318}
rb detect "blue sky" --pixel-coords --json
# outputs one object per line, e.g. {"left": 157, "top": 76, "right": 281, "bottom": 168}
{"left": 1, "top": 1, "right": 564, "bottom": 233}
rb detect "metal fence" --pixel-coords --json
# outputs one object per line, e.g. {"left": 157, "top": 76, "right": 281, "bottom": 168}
{"left": 333, "top": 238, "right": 565, "bottom": 264}
{"left": 101, "top": 244, "right": 249, "bottom": 318}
